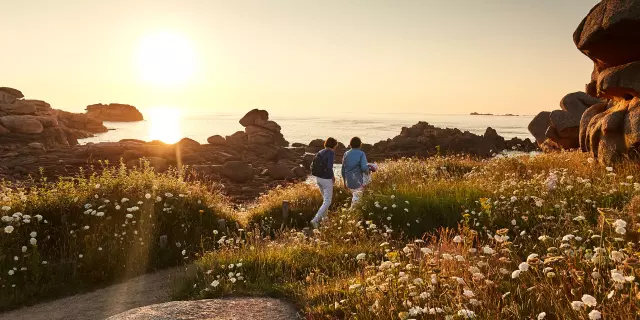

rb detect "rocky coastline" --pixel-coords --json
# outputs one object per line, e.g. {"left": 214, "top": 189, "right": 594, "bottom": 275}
{"left": 0, "top": 87, "right": 537, "bottom": 201}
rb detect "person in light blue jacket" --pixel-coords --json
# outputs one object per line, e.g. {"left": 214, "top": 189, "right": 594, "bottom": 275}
{"left": 341, "top": 137, "right": 370, "bottom": 209}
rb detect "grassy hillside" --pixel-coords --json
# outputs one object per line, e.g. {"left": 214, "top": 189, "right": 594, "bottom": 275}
{"left": 2, "top": 153, "right": 638, "bottom": 318}
{"left": 176, "top": 152, "right": 640, "bottom": 319}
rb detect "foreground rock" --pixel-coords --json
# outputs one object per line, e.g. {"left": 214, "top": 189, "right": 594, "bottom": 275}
{"left": 86, "top": 103, "right": 144, "bottom": 122}
{"left": 575, "top": 0, "right": 640, "bottom": 164}
{"left": 106, "top": 298, "right": 299, "bottom": 320}
{"left": 528, "top": 92, "right": 602, "bottom": 151}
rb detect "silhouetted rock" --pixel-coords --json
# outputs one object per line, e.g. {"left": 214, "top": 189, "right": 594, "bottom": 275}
{"left": 86, "top": 103, "right": 143, "bottom": 122}
{"left": 369, "top": 121, "right": 536, "bottom": 160}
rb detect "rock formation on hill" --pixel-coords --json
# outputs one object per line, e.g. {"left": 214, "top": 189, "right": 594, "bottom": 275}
{"left": 0, "top": 87, "right": 107, "bottom": 149}
{"left": 528, "top": 92, "right": 603, "bottom": 151}
{"left": 575, "top": 0, "right": 640, "bottom": 164}
{"left": 86, "top": 103, "right": 144, "bottom": 122}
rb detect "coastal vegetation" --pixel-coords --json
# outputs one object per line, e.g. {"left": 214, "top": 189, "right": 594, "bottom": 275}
{"left": 2, "top": 152, "right": 640, "bottom": 319}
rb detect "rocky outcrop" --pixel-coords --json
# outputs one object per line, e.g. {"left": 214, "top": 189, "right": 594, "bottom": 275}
{"left": 239, "top": 109, "right": 288, "bottom": 147}
{"left": 575, "top": 0, "right": 640, "bottom": 164}
{"left": 367, "top": 122, "right": 537, "bottom": 160}
{"left": 0, "top": 87, "right": 108, "bottom": 149}
{"left": 86, "top": 103, "right": 144, "bottom": 122}
{"left": 528, "top": 92, "right": 602, "bottom": 151}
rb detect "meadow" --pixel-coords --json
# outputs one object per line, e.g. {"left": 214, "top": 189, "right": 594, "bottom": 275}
{"left": 2, "top": 153, "right": 639, "bottom": 319}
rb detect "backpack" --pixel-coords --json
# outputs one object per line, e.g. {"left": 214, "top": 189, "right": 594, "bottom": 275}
{"left": 310, "top": 151, "right": 328, "bottom": 177}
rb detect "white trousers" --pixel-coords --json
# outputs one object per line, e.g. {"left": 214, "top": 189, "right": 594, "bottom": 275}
{"left": 350, "top": 188, "right": 363, "bottom": 209}
{"left": 312, "top": 177, "right": 333, "bottom": 224}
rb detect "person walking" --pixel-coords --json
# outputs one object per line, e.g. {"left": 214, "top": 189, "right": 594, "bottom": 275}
{"left": 342, "top": 137, "right": 370, "bottom": 209}
{"left": 310, "top": 137, "right": 338, "bottom": 228}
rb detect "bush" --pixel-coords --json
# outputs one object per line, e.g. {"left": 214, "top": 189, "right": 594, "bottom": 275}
{"left": 0, "top": 163, "right": 238, "bottom": 310}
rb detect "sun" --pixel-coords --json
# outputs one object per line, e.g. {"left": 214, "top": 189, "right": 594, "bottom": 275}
{"left": 147, "top": 107, "right": 182, "bottom": 143}
{"left": 136, "top": 31, "right": 197, "bottom": 86}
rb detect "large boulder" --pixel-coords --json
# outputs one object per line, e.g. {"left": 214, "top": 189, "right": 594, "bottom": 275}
{"left": 221, "top": 161, "right": 254, "bottom": 182}
{"left": 528, "top": 111, "right": 552, "bottom": 144}
{"left": 0, "top": 100, "right": 37, "bottom": 115}
{"left": 0, "top": 115, "right": 44, "bottom": 134}
{"left": 596, "top": 61, "right": 640, "bottom": 99}
{"left": 0, "top": 87, "right": 24, "bottom": 104}
{"left": 573, "top": 0, "right": 640, "bottom": 72}
{"left": 105, "top": 298, "right": 299, "bottom": 320}
{"left": 85, "top": 103, "right": 143, "bottom": 122}
{"left": 239, "top": 109, "right": 269, "bottom": 127}
{"left": 207, "top": 135, "right": 226, "bottom": 145}
{"left": 528, "top": 92, "right": 602, "bottom": 150}
{"left": 263, "top": 164, "right": 295, "bottom": 180}
{"left": 225, "top": 131, "right": 247, "bottom": 146}
{"left": 576, "top": 0, "right": 640, "bottom": 164}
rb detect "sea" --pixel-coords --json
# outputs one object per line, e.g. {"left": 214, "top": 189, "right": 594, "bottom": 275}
{"left": 81, "top": 111, "right": 534, "bottom": 146}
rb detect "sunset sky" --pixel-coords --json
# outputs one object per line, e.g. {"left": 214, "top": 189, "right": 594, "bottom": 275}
{"left": 4, "top": 0, "right": 599, "bottom": 116}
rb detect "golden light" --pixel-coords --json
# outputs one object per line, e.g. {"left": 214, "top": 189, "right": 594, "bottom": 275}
{"left": 147, "top": 107, "right": 182, "bottom": 143}
{"left": 136, "top": 31, "right": 197, "bottom": 86}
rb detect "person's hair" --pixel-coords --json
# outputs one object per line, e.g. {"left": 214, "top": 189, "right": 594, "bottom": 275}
{"left": 324, "top": 137, "right": 338, "bottom": 149}
{"left": 349, "top": 136, "right": 362, "bottom": 148}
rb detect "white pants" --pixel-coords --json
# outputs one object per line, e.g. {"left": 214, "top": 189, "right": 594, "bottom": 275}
{"left": 312, "top": 177, "right": 333, "bottom": 224}
{"left": 350, "top": 188, "right": 363, "bottom": 209}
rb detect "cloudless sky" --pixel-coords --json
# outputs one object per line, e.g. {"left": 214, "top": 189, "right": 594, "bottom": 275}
{"left": 3, "top": 0, "right": 599, "bottom": 115}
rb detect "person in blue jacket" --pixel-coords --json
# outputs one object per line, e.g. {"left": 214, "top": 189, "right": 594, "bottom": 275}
{"left": 342, "top": 137, "right": 370, "bottom": 209}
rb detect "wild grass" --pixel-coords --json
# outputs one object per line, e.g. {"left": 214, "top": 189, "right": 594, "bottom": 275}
{"left": 2, "top": 152, "right": 639, "bottom": 319}
{"left": 177, "top": 152, "right": 640, "bottom": 319}
{"left": 245, "top": 182, "right": 350, "bottom": 231}
{"left": 0, "top": 162, "right": 238, "bottom": 310}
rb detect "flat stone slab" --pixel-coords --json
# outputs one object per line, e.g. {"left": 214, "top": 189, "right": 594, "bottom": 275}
{"left": 106, "top": 298, "right": 300, "bottom": 320}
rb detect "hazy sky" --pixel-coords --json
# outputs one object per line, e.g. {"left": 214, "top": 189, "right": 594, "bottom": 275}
{"left": 3, "top": 0, "right": 599, "bottom": 115}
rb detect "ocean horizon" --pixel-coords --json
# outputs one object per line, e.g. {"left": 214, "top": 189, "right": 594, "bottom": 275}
{"left": 81, "top": 111, "right": 535, "bottom": 146}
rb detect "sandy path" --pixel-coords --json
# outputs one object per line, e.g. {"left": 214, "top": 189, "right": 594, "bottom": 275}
{"left": 0, "top": 266, "right": 188, "bottom": 320}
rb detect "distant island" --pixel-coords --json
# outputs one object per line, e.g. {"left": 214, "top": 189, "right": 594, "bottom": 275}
{"left": 470, "top": 112, "right": 519, "bottom": 116}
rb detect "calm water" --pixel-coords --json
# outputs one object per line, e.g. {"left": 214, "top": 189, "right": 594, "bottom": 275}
{"left": 81, "top": 112, "right": 534, "bottom": 145}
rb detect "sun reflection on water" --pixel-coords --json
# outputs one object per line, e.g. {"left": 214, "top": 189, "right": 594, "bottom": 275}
{"left": 147, "top": 107, "right": 182, "bottom": 143}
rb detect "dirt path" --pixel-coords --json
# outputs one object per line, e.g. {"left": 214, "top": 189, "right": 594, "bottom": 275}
{"left": 0, "top": 266, "right": 188, "bottom": 320}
